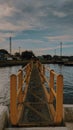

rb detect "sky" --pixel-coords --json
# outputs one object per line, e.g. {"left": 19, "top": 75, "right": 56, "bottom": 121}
{"left": 0, "top": 0, "right": 73, "bottom": 56}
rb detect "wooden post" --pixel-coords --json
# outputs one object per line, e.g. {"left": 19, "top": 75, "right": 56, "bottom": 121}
{"left": 18, "top": 70, "right": 23, "bottom": 103}
{"left": 41, "top": 66, "right": 45, "bottom": 84}
{"left": 37, "top": 61, "right": 39, "bottom": 69}
{"left": 43, "top": 66, "right": 45, "bottom": 75}
{"left": 10, "top": 74, "right": 18, "bottom": 125}
{"left": 27, "top": 64, "right": 31, "bottom": 84}
{"left": 38, "top": 62, "right": 41, "bottom": 72}
{"left": 26, "top": 65, "right": 29, "bottom": 84}
{"left": 54, "top": 75, "right": 63, "bottom": 124}
{"left": 49, "top": 70, "right": 54, "bottom": 103}
{"left": 29, "top": 63, "right": 31, "bottom": 73}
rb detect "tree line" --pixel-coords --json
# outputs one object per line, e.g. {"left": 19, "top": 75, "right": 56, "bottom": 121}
{"left": 0, "top": 49, "right": 73, "bottom": 61}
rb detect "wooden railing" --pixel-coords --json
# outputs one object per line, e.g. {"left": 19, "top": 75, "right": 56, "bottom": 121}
{"left": 10, "top": 60, "right": 63, "bottom": 126}
{"left": 10, "top": 62, "right": 32, "bottom": 125}
{"left": 37, "top": 61, "right": 63, "bottom": 125}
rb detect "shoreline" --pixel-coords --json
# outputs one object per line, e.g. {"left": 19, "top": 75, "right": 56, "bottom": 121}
{"left": 41, "top": 60, "right": 73, "bottom": 66}
{"left": 0, "top": 60, "right": 73, "bottom": 67}
{"left": 0, "top": 60, "right": 29, "bottom": 67}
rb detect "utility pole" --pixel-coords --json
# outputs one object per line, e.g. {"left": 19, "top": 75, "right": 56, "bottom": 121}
{"left": 19, "top": 46, "right": 21, "bottom": 55}
{"left": 60, "top": 42, "right": 62, "bottom": 57}
{"left": 55, "top": 49, "right": 56, "bottom": 55}
{"left": 10, "top": 37, "right": 12, "bottom": 55}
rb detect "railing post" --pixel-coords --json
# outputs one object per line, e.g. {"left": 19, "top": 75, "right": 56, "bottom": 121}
{"left": 43, "top": 66, "right": 45, "bottom": 75}
{"left": 10, "top": 74, "right": 18, "bottom": 125}
{"left": 29, "top": 63, "right": 31, "bottom": 73}
{"left": 38, "top": 62, "right": 41, "bottom": 72}
{"left": 49, "top": 70, "right": 54, "bottom": 103}
{"left": 54, "top": 75, "right": 63, "bottom": 124}
{"left": 41, "top": 65, "right": 45, "bottom": 84}
{"left": 18, "top": 70, "right": 23, "bottom": 103}
{"left": 26, "top": 64, "right": 30, "bottom": 84}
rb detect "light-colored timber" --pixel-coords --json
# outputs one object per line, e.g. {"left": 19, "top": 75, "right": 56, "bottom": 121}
{"left": 9, "top": 60, "right": 64, "bottom": 127}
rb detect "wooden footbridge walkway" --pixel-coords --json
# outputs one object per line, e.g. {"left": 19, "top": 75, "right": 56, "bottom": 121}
{"left": 10, "top": 61, "right": 63, "bottom": 127}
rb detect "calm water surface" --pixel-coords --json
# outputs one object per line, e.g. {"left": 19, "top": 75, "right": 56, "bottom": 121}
{"left": 45, "top": 64, "right": 73, "bottom": 104}
{"left": 0, "top": 66, "right": 21, "bottom": 106}
{"left": 0, "top": 64, "right": 73, "bottom": 105}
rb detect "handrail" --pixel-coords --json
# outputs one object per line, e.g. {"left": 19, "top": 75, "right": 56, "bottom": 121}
{"left": 10, "top": 62, "right": 32, "bottom": 125}
{"left": 17, "top": 87, "right": 22, "bottom": 99}
{"left": 10, "top": 60, "right": 63, "bottom": 126}
{"left": 37, "top": 61, "right": 63, "bottom": 125}
{"left": 39, "top": 68, "right": 57, "bottom": 99}
{"left": 45, "top": 66, "right": 58, "bottom": 77}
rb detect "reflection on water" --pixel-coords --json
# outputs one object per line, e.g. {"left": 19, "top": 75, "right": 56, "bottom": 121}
{"left": 0, "top": 64, "right": 73, "bottom": 105}
{"left": 0, "top": 66, "right": 21, "bottom": 105}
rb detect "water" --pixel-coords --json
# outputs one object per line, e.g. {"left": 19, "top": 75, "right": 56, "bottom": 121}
{"left": 45, "top": 64, "right": 73, "bottom": 104}
{"left": 0, "top": 64, "right": 73, "bottom": 105}
{"left": 0, "top": 66, "right": 21, "bottom": 106}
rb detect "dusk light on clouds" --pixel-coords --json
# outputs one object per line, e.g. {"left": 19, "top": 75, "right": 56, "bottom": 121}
{"left": 0, "top": 0, "right": 73, "bottom": 56}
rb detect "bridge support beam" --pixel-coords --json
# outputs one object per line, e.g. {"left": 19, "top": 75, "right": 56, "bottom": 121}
{"left": 49, "top": 70, "right": 54, "bottom": 103}
{"left": 18, "top": 70, "right": 23, "bottom": 103}
{"left": 10, "top": 74, "right": 18, "bottom": 125}
{"left": 55, "top": 75, "right": 63, "bottom": 124}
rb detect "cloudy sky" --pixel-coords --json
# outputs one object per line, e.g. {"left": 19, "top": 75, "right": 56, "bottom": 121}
{"left": 0, "top": 0, "right": 73, "bottom": 56}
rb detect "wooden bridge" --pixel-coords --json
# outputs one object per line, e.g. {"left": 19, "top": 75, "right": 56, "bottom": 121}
{"left": 10, "top": 61, "right": 63, "bottom": 127}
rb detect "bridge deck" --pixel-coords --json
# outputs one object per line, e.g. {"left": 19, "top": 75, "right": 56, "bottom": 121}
{"left": 19, "top": 64, "right": 53, "bottom": 127}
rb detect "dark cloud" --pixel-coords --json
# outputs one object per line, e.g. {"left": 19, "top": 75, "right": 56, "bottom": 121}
{"left": 0, "top": 0, "right": 73, "bottom": 38}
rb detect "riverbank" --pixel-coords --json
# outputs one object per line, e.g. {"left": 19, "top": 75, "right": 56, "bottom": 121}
{"left": 41, "top": 60, "right": 73, "bottom": 66}
{"left": 0, "top": 60, "right": 29, "bottom": 67}
{"left": 0, "top": 60, "right": 73, "bottom": 67}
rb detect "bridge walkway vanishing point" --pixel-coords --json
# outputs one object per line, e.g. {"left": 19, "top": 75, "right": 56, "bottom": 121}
{"left": 10, "top": 61, "right": 64, "bottom": 127}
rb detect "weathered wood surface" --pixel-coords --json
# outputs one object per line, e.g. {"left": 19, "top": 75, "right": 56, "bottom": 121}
{"left": 19, "top": 63, "right": 53, "bottom": 127}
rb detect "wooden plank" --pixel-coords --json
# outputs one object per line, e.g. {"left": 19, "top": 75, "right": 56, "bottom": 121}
{"left": 42, "top": 84, "right": 50, "bottom": 103}
{"left": 51, "top": 88, "right": 56, "bottom": 98}
{"left": 23, "top": 84, "right": 29, "bottom": 102}
{"left": 29, "top": 90, "right": 47, "bottom": 104}
{"left": 25, "top": 102, "right": 47, "bottom": 105}
{"left": 55, "top": 75, "right": 63, "bottom": 124}
{"left": 19, "top": 122, "right": 51, "bottom": 127}
{"left": 17, "top": 104, "right": 24, "bottom": 123}
{"left": 26, "top": 103, "right": 49, "bottom": 121}
{"left": 49, "top": 104, "right": 55, "bottom": 121}
{"left": 10, "top": 74, "right": 18, "bottom": 125}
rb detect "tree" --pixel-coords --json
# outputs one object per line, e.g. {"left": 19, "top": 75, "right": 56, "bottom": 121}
{"left": 0, "top": 49, "right": 8, "bottom": 54}
{"left": 21, "top": 50, "right": 35, "bottom": 60}
{"left": 0, "top": 49, "right": 9, "bottom": 60}
{"left": 42, "top": 54, "right": 52, "bottom": 60}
